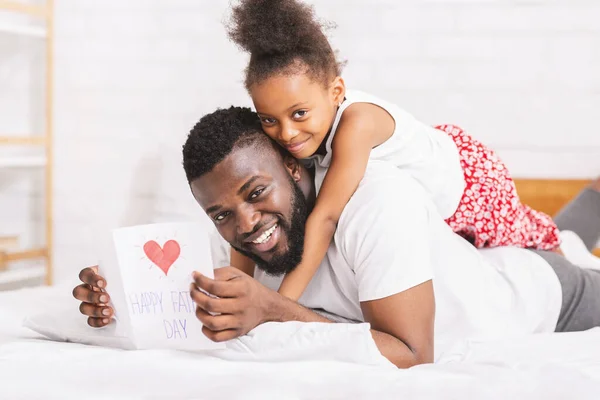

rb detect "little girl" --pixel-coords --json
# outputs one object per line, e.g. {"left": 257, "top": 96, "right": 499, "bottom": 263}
{"left": 225, "top": 0, "right": 561, "bottom": 300}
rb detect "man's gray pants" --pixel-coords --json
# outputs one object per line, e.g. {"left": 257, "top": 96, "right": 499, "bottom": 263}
{"left": 530, "top": 188, "right": 600, "bottom": 332}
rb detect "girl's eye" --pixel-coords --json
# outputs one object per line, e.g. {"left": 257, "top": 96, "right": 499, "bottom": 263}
{"left": 250, "top": 188, "right": 265, "bottom": 199}
{"left": 293, "top": 110, "right": 307, "bottom": 119}
{"left": 214, "top": 212, "right": 229, "bottom": 222}
{"left": 261, "top": 117, "right": 276, "bottom": 124}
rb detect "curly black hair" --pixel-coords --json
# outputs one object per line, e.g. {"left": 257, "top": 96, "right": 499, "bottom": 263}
{"left": 226, "top": 0, "right": 343, "bottom": 90}
{"left": 182, "top": 106, "right": 276, "bottom": 183}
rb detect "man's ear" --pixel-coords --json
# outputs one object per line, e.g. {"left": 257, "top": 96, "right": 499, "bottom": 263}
{"left": 284, "top": 155, "right": 302, "bottom": 182}
{"left": 330, "top": 76, "right": 346, "bottom": 106}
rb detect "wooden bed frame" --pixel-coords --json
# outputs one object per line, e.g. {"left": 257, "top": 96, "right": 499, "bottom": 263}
{"left": 513, "top": 179, "right": 600, "bottom": 257}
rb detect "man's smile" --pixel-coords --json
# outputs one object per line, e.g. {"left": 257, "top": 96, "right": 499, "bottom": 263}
{"left": 242, "top": 221, "right": 282, "bottom": 254}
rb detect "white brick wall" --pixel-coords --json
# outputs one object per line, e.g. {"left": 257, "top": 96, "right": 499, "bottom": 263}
{"left": 0, "top": 7, "right": 46, "bottom": 261}
{"left": 1, "top": 0, "right": 599, "bottom": 284}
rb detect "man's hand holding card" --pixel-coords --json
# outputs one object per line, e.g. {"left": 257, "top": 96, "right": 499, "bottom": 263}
{"left": 94, "top": 222, "right": 226, "bottom": 351}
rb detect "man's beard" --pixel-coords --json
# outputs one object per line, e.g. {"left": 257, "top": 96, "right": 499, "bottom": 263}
{"left": 233, "top": 179, "right": 308, "bottom": 277}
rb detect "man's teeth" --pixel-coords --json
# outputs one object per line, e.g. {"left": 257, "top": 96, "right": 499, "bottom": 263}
{"left": 252, "top": 224, "right": 277, "bottom": 244}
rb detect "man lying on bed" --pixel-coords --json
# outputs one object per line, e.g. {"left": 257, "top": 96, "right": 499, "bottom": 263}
{"left": 72, "top": 106, "right": 600, "bottom": 368}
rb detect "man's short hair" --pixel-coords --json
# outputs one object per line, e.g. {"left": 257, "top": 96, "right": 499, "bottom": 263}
{"left": 182, "top": 106, "right": 278, "bottom": 183}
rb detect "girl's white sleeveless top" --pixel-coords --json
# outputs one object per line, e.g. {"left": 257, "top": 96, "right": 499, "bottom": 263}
{"left": 307, "top": 89, "right": 465, "bottom": 219}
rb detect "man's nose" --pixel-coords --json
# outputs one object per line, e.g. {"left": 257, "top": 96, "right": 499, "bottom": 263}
{"left": 236, "top": 206, "right": 261, "bottom": 235}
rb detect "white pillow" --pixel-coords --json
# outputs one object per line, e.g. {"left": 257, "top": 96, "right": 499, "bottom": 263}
{"left": 23, "top": 295, "right": 393, "bottom": 367}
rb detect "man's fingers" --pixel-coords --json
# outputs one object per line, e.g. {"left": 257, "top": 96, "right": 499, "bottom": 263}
{"left": 190, "top": 284, "right": 241, "bottom": 314}
{"left": 72, "top": 284, "right": 110, "bottom": 304}
{"left": 79, "top": 302, "right": 113, "bottom": 319}
{"left": 78, "top": 266, "right": 105, "bottom": 289}
{"left": 213, "top": 266, "right": 243, "bottom": 281}
{"left": 202, "top": 325, "right": 240, "bottom": 342}
{"left": 195, "top": 307, "right": 239, "bottom": 332}
{"left": 196, "top": 306, "right": 241, "bottom": 342}
{"left": 87, "top": 316, "right": 112, "bottom": 328}
{"left": 192, "top": 271, "right": 241, "bottom": 298}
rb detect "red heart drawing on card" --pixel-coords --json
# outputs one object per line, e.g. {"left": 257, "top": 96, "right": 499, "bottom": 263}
{"left": 143, "top": 240, "right": 180, "bottom": 275}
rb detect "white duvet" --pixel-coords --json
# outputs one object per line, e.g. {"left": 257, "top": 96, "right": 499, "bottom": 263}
{"left": 1, "top": 285, "right": 600, "bottom": 399}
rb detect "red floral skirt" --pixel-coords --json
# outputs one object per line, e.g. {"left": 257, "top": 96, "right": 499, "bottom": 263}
{"left": 435, "top": 124, "right": 561, "bottom": 250}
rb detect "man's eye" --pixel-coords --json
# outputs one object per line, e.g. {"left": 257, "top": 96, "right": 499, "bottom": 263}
{"left": 250, "top": 188, "right": 265, "bottom": 199}
{"left": 214, "top": 212, "right": 229, "bottom": 222}
{"left": 293, "top": 110, "right": 307, "bottom": 119}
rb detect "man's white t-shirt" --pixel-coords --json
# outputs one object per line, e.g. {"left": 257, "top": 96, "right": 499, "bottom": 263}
{"left": 253, "top": 161, "right": 562, "bottom": 358}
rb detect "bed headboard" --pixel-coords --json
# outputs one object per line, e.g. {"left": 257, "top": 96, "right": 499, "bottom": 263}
{"left": 513, "top": 179, "right": 600, "bottom": 256}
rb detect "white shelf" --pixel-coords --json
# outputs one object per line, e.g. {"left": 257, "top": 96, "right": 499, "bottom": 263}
{"left": 0, "top": 155, "right": 46, "bottom": 168}
{"left": 0, "top": 265, "right": 46, "bottom": 285}
{"left": 0, "top": 22, "right": 46, "bottom": 38}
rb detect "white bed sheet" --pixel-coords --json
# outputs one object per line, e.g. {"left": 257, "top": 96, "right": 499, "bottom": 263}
{"left": 2, "top": 285, "right": 600, "bottom": 399}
